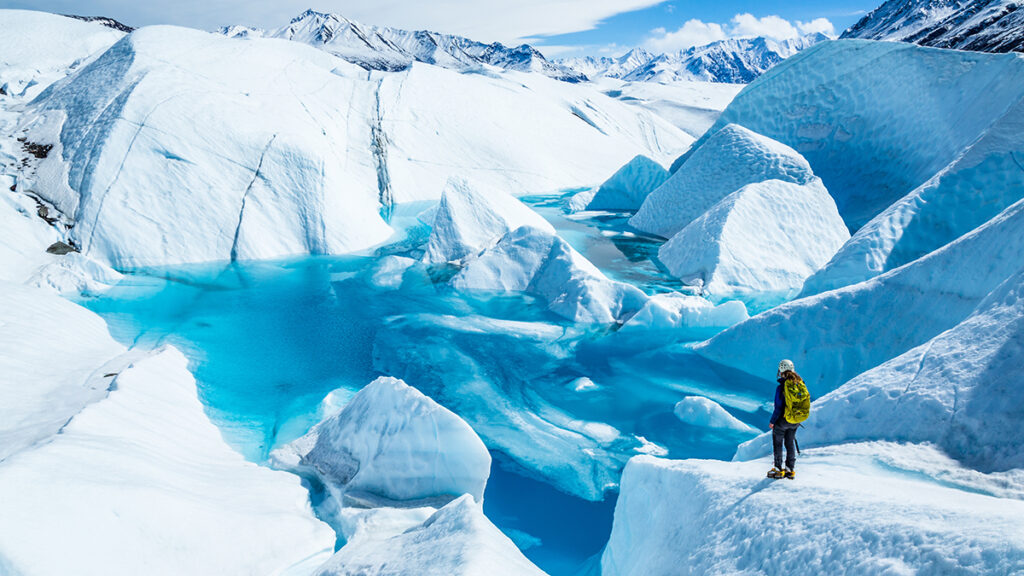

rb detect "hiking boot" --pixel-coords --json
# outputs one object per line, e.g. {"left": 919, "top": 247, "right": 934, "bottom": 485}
{"left": 785, "top": 467, "right": 795, "bottom": 480}
{"left": 767, "top": 467, "right": 784, "bottom": 479}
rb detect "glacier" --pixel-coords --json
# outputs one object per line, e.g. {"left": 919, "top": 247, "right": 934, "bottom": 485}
{"left": 586, "top": 155, "right": 669, "bottom": 211}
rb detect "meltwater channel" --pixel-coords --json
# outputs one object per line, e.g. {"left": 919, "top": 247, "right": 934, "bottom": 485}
{"left": 76, "top": 194, "right": 770, "bottom": 575}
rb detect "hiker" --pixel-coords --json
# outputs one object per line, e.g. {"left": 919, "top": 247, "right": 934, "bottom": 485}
{"left": 768, "top": 359, "right": 810, "bottom": 480}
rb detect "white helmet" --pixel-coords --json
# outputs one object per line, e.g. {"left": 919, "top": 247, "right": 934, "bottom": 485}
{"left": 778, "top": 359, "right": 795, "bottom": 375}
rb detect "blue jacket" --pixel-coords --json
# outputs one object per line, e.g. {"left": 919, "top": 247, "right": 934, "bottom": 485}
{"left": 770, "top": 382, "right": 785, "bottom": 425}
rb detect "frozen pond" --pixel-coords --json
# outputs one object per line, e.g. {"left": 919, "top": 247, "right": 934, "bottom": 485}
{"left": 78, "top": 193, "right": 772, "bottom": 575}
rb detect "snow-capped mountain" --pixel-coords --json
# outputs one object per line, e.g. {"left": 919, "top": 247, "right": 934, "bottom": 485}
{"left": 842, "top": 0, "right": 1024, "bottom": 52}
{"left": 560, "top": 33, "right": 828, "bottom": 84}
{"left": 221, "top": 10, "right": 587, "bottom": 82}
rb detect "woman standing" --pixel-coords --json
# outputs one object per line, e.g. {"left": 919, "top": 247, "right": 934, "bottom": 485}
{"left": 768, "top": 359, "right": 810, "bottom": 480}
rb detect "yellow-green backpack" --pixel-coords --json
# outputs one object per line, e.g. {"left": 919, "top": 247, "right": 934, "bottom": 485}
{"left": 783, "top": 377, "right": 811, "bottom": 424}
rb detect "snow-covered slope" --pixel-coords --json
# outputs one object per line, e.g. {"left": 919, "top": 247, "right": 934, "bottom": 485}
{"left": 20, "top": 23, "right": 688, "bottom": 268}
{"left": 278, "top": 376, "right": 491, "bottom": 505}
{"left": 230, "top": 9, "right": 585, "bottom": 82}
{"left": 603, "top": 450, "right": 1024, "bottom": 576}
{"left": 843, "top": 0, "right": 1024, "bottom": 53}
{"left": 699, "top": 39, "right": 1024, "bottom": 231}
{"left": 316, "top": 495, "right": 548, "bottom": 576}
{"left": 631, "top": 123, "right": 817, "bottom": 239}
{"left": 452, "top": 226, "right": 648, "bottom": 323}
{"left": 595, "top": 79, "right": 744, "bottom": 139}
{"left": 0, "top": 10, "right": 124, "bottom": 99}
{"left": 0, "top": 346, "right": 334, "bottom": 576}
{"left": 697, "top": 197, "right": 1024, "bottom": 394}
{"left": 658, "top": 178, "right": 848, "bottom": 305}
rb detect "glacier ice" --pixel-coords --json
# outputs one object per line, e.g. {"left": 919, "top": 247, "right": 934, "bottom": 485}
{"left": 702, "top": 39, "right": 1024, "bottom": 230}
{"left": 801, "top": 92, "right": 1024, "bottom": 295}
{"left": 424, "top": 177, "right": 554, "bottom": 265}
{"left": 630, "top": 123, "right": 816, "bottom": 239}
{"left": 620, "top": 292, "right": 748, "bottom": 331}
{"left": 278, "top": 376, "right": 491, "bottom": 505}
{"left": 315, "top": 495, "right": 547, "bottom": 576}
{"left": 586, "top": 155, "right": 669, "bottom": 211}
{"left": 766, "top": 263, "right": 1024, "bottom": 473}
{"left": 673, "top": 396, "right": 759, "bottom": 435}
{"left": 697, "top": 197, "right": 1024, "bottom": 394}
{"left": 658, "top": 178, "right": 848, "bottom": 305}
{"left": 0, "top": 347, "right": 334, "bottom": 576}
{"left": 603, "top": 449, "right": 1024, "bottom": 576}
{"left": 451, "top": 225, "right": 647, "bottom": 324}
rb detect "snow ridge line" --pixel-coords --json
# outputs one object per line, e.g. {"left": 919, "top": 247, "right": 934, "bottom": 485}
{"left": 230, "top": 134, "right": 277, "bottom": 261}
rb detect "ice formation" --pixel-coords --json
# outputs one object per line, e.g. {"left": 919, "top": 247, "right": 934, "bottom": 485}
{"left": 451, "top": 225, "right": 647, "bottom": 323}
{"left": 630, "top": 123, "right": 816, "bottom": 239}
{"left": 424, "top": 177, "right": 554, "bottom": 265}
{"left": 315, "top": 495, "right": 547, "bottom": 576}
{"left": 586, "top": 155, "right": 669, "bottom": 211}
{"left": 279, "top": 376, "right": 491, "bottom": 504}
{"left": 620, "top": 292, "right": 748, "bottom": 331}
{"left": 602, "top": 450, "right": 1024, "bottom": 576}
{"left": 703, "top": 39, "right": 1024, "bottom": 230}
{"left": 657, "top": 179, "right": 847, "bottom": 303}
{"left": 673, "top": 396, "right": 759, "bottom": 434}
{"left": 697, "top": 198, "right": 1024, "bottom": 394}
{"left": 0, "top": 347, "right": 334, "bottom": 575}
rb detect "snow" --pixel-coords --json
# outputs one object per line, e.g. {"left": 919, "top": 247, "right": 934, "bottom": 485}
{"left": 673, "top": 396, "right": 759, "bottom": 434}
{"left": 0, "top": 346, "right": 334, "bottom": 576}
{"left": 0, "top": 281, "right": 126, "bottom": 461}
{"left": 423, "top": 177, "right": 555, "bottom": 265}
{"left": 703, "top": 39, "right": 1024, "bottom": 230}
{"left": 603, "top": 449, "right": 1024, "bottom": 576}
{"left": 801, "top": 91, "right": 1024, "bottom": 295}
{"left": 586, "top": 155, "right": 668, "bottom": 211}
{"left": 657, "top": 178, "right": 848, "bottom": 305}
{"left": 315, "top": 495, "right": 548, "bottom": 576}
{"left": 697, "top": 197, "right": 1024, "bottom": 396}
{"left": 620, "top": 292, "right": 748, "bottom": 331}
{"left": 0, "top": 10, "right": 123, "bottom": 99}
{"left": 842, "top": 0, "right": 1024, "bottom": 53}
{"left": 451, "top": 225, "right": 647, "bottom": 323}
{"left": 630, "top": 124, "right": 816, "bottom": 239}
{"left": 594, "top": 78, "right": 743, "bottom": 139}
{"left": 0, "top": 188, "right": 60, "bottom": 283}
{"left": 766, "top": 262, "right": 1024, "bottom": 473}
{"left": 277, "top": 376, "right": 491, "bottom": 505}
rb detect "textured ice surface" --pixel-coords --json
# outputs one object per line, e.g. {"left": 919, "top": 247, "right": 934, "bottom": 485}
{"left": 703, "top": 39, "right": 1024, "bottom": 230}
{"left": 739, "top": 263, "right": 1024, "bottom": 473}
{"left": 587, "top": 155, "right": 669, "bottom": 211}
{"left": 603, "top": 449, "right": 1024, "bottom": 576}
{"left": 424, "top": 177, "right": 554, "bottom": 265}
{"left": 802, "top": 92, "right": 1024, "bottom": 295}
{"left": 697, "top": 198, "right": 1024, "bottom": 394}
{"left": 658, "top": 178, "right": 848, "bottom": 307}
{"left": 280, "top": 376, "right": 491, "bottom": 504}
{"left": 0, "top": 281, "right": 125, "bottom": 461}
{"left": 0, "top": 347, "right": 334, "bottom": 576}
{"left": 316, "top": 495, "right": 547, "bottom": 576}
{"left": 620, "top": 292, "right": 748, "bottom": 331}
{"left": 630, "top": 124, "right": 815, "bottom": 239}
{"left": 452, "top": 226, "right": 647, "bottom": 323}
{"left": 674, "top": 396, "right": 759, "bottom": 434}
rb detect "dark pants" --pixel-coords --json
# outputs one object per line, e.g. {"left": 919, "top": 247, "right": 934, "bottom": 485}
{"left": 772, "top": 420, "right": 798, "bottom": 469}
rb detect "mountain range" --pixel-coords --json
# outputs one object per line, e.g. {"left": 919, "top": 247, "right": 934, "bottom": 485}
{"left": 842, "top": 0, "right": 1024, "bottom": 52}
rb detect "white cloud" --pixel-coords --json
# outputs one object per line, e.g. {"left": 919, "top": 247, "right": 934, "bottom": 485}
{"left": 644, "top": 12, "right": 835, "bottom": 52}
{"left": 8, "top": 0, "right": 666, "bottom": 45}
{"left": 645, "top": 19, "right": 727, "bottom": 52}
{"left": 797, "top": 17, "right": 837, "bottom": 37}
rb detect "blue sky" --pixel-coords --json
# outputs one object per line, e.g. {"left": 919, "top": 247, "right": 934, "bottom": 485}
{"left": 3, "top": 0, "right": 876, "bottom": 56}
